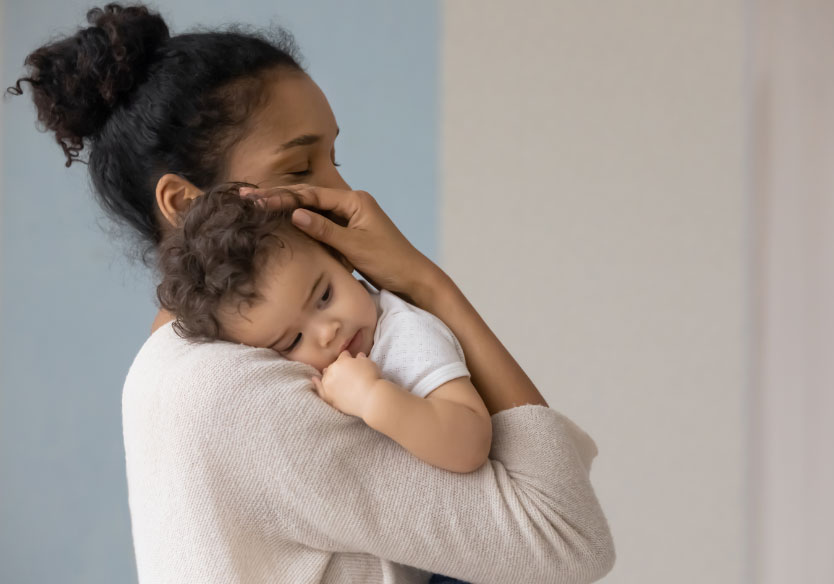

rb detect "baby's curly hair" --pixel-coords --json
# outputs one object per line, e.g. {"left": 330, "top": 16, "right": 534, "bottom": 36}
{"left": 156, "top": 183, "right": 303, "bottom": 340}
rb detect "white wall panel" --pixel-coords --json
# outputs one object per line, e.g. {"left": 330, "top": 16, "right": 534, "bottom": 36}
{"left": 752, "top": 1, "right": 834, "bottom": 583}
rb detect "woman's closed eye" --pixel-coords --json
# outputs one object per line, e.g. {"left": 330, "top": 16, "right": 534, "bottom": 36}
{"left": 287, "top": 166, "right": 311, "bottom": 177}
{"left": 285, "top": 157, "right": 340, "bottom": 178}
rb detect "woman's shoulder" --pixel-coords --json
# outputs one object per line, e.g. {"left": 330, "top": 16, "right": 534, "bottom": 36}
{"left": 123, "top": 321, "right": 317, "bottom": 411}
{"left": 129, "top": 321, "right": 263, "bottom": 376}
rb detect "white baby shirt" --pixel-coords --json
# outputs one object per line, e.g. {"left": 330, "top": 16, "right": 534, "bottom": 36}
{"left": 364, "top": 283, "right": 470, "bottom": 398}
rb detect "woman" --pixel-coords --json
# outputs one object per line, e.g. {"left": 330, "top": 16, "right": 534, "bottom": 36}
{"left": 11, "top": 4, "right": 615, "bottom": 583}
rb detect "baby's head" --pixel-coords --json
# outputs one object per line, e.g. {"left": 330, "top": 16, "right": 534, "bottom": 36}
{"left": 157, "top": 184, "right": 378, "bottom": 372}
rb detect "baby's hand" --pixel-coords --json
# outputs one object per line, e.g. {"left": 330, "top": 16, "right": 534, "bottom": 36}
{"left": 312, "top": 351, "right": 382, "bottom": 419}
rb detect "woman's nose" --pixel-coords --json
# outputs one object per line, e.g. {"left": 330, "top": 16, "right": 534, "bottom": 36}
{"left": 332, "top": 171, "right": 350, "bottom": 190}
{"left": 316, "top": 162, "right": 350, "bottom": 190}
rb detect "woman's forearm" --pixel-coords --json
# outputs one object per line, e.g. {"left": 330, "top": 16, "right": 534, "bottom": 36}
{"left": 408, "top": 267, "right": 549, "bottom": 416}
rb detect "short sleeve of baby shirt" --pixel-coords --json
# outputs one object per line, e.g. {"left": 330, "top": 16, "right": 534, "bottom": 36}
{"left": 368, "top": 288, "right": 470, "bottom": 398}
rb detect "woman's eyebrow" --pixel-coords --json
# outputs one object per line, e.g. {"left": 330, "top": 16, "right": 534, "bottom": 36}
{"left": 278, "top": 134, "right": 320, "bottom": 152}
{"left": 276, "top": 127, "right": 339, "bottom": 153}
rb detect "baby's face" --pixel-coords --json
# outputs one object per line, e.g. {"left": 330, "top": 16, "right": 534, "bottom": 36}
{"left": 219, "top": 240, "right": 378, "bottom": 372}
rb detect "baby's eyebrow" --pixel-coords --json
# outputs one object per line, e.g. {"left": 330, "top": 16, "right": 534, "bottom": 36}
{"left": 304, "top": 273, "right": 325, "bottom": 308}
{"left": 267, "top": 272, "right": 324, "bottom": 349}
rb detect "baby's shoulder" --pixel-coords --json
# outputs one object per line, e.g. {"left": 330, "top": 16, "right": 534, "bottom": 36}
{"left": 377, "top": 289, "right": 430, "bottom": 324}
{"left": 376, "top": 289, "right": 455, "bottom": 339}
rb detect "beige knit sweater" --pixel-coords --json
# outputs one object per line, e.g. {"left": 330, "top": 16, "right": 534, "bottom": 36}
{"left": 122, "top": 322, "right": 615, "bottom": 583}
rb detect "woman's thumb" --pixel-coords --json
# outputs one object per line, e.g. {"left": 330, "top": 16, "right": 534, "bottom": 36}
{"left": 292, "top": 208, "right": 340, "bottom": 245}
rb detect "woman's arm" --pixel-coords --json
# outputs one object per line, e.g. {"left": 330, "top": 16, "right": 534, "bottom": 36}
{"left": 150, "top": 344, "right": 615, "bottom": 583}
{"left": 409, "top": 267, "right": 548, "bottom": 415}
{"left": 249, "top": 185, "right": 548, "bottom": 415}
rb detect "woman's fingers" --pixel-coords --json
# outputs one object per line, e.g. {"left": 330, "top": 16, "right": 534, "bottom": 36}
{"left": 237, "top": 184, "right": 293, "bottom": 198}
{"left": 289, "top": 185, "right": 365, "bottom": 218}
{"left": 238, "top": 185, "right": 302, "bottom": 211}
{"left": 239, "top": 183, "right": 437, "bottom": 298}
{"left": 240, "top": 184, "right": 366, "bottom": 224}
{"left": 291, "top": 208, "right": 349, "bottom": 248}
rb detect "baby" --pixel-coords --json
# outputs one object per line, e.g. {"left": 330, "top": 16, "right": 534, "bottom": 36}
{"left": 156, "top": 184, "right": 492, "bottom": 474}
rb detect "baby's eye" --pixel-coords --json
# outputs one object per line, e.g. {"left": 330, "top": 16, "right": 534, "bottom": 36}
{"left": 320, "top": 285, "right": 332, "bottom": 304}
{"left": 288, "top": 167, "right": 311, "bottom": 177}
{"left": 283, "top": 333, "right": 302, "bottom": 352}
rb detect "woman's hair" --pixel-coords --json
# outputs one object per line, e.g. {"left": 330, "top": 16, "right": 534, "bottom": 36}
{"left": 156, "top": 183, "right": 303, "bottom": 341}
{"left": 7, "top": 3, "right": 304, "bottom": 259}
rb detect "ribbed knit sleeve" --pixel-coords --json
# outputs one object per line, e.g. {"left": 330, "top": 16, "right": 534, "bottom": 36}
{"left": 123, "top": 325, "right": 615, "bottom": 584}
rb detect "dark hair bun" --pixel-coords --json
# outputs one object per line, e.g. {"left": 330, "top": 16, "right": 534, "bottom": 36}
{"left": 8, "top": 3, "right": 169, "bottom": 165}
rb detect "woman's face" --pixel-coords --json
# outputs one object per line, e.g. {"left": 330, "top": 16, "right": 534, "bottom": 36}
{"left": 223, "top": 71, "right": 349, "bottom": 191}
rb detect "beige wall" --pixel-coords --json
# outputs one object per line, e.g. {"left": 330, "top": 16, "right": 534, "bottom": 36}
{"left": 441, "top": 2, "right": 747, "bottom": 582}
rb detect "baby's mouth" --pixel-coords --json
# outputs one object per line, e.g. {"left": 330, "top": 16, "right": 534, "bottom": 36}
{"left": 340, "top": 330, "right": 362, "bottom": 356}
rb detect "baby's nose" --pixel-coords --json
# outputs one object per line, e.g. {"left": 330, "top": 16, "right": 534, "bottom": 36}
{"left": 319, "top": 320, "right": 340, "bottom": 347}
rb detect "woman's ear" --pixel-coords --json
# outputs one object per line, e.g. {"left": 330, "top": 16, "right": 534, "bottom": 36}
{"left": 155, "top": 173, "right": 203, "bottom": 227}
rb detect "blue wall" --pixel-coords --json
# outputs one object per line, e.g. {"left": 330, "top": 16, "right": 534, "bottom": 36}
{"left": 0, "top": 1, "right": 437, "bottom": 582}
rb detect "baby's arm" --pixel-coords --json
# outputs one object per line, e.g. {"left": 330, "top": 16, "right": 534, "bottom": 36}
{"left": 313, "top": 352, "right": 492, "bottom": 473}
{"left": 365, "top": 376, "right": 492, "bottom": 473}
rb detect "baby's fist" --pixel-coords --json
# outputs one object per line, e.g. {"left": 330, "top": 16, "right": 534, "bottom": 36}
{"left": 315, "top": 351, "right": 381, "bottom": 419}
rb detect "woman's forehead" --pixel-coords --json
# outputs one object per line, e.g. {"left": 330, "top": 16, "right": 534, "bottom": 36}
{"left": 223, "top": 72, "right": 338, "bottom": 180}
{"left": 254, "top": 73, "right": 337, "bottom": 139}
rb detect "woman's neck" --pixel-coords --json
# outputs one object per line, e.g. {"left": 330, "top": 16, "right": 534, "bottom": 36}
{"left": 151, "top": 309, "right": 174, "bottom": 335}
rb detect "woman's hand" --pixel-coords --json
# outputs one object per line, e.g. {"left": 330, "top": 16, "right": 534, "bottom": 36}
{"left": 239, "top": 183, "right": 549, "bottom": 415}
{"left": 240, "top": 185, "right": 441, "bottom": 301}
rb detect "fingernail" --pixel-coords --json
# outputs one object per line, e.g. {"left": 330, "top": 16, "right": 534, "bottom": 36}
{"left": 293, "top": 209, "right": 311, "bottom": 227}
